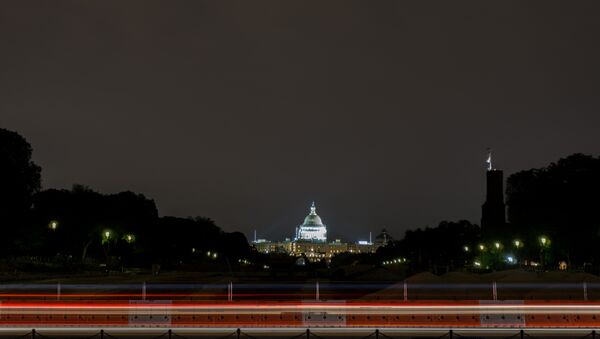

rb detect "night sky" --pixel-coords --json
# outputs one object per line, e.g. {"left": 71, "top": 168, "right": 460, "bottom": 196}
{"left": 2, "top": 1, "right": 599, "bottom": 242}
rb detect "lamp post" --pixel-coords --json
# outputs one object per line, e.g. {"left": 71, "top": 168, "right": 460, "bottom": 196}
{"left": 49, "top": 220, "right": 59, "bottom": 231}
{"left": 124, "top": 234, "right": 135, "bottom": 243}
{"left": 539, "top": 236, "right": 550, "bottom": 269}
{"left": 102, "top": 230, "right": 113, "bottom": 270}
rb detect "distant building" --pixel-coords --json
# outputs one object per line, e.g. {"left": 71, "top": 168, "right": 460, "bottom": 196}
{"left": 481, "top": 151, "right": 506, "bottom": 234}
{"left": 252, "top": 202, "right": 381, "bottom": 262}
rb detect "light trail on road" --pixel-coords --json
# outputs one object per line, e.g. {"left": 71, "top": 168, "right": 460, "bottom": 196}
{"left": 2, "top": 301, "right": 600, "bottom": 315}
{"left": 1, "top": 284, "right": 600, "bottom": 332}
{"left": 0, "top": 300, "right": 600, "bottom": 330}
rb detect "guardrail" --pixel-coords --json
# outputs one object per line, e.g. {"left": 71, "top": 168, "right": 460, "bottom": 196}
{"left": 0, "top": 282, "right": 598, "bottom": 301}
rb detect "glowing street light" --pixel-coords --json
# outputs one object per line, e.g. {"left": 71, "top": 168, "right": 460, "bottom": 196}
{"left": 463, "top": 246, "right": 470, "bottom": 252}
{"left": 124, "top": 234, "right": 135, "bottom": 243}
{"left": 479, "top": 244, "right": 485, "bottom": 251}
{"left": 514, "top": 240, "right": 522, "bottom": 248}
{"left": 540, "top": 236, "right": 549, "bottom": 246}
{"left": 494, "top": 242, "right": 501, "bottom": 249}
{"left": 48, "top": 220, "right": 58, "bottom": 230}
{"left": 101, "top": 230, "right": 113, "bottom": 246}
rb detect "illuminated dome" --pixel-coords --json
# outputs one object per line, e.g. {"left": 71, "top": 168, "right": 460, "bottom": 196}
{"left": 296, "top": 202, "right": 327, "bottom": 242}
{"left": 302, "top": 205, "right": 324, "bottom": 226}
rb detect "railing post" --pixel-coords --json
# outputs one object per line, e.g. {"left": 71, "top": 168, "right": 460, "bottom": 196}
{"left": 492, "top": 281, "right": 498, "bottom": 301}
{"left": 584, "top": 281, "right": 589, "bottom": 301}
{"left": 449, "top": 329, "right": 453, "bottom": 339}
{"left": 31, "top": 329, "right": 35, "bottom": 339}
{"left": 316, "top": 281, "right": 320, "bottom": 301}
{"left": 57, "top": 281, "right": 61, "bottom": 300}
{"left": 168, "top": 329, "right": 172, "bottom": 339}
{"left": 592, "top": 330, "right": 596, "bottom": 339}
{"left": 100, "top": 329, "right": 104, "bottom": 339}
{"left": 375, "top": 329, "right": 379, "bottom": 339}
{"left": 403, "top": 281, "right": 408, "bottom": 301}
{"left": 520, "top": 329, "right": 524, "bottom": 339}
{"left": 237, "top": 328, "right": 241, "bottom": 339}
{"left": 306, "top": 328, "right": 310, "bottom": 339}
{"left": 142, "top": 281, "right": 146, "bottom": 300}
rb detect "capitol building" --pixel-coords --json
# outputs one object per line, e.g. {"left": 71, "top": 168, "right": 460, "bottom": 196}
{"left": 253, "top": 202, "right": 383, "bottom": 262}
{"left": 295, "top": 202, "right": 327, "bottom": 242}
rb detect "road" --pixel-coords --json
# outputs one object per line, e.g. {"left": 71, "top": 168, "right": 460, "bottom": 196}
{"left": 1, "top": 284, "right": 600, "bottom": 337}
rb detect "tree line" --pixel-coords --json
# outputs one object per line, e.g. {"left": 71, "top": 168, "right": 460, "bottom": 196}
{"left": 375, "top": 153, "right": 600, "bottom": 274}
{"left": 0, "top": 128, "right": 252, "bottom": 271}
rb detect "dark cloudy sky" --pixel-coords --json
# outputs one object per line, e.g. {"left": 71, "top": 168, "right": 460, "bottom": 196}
{"left": 2, "top": 1, "right": 599, "bottom": 241}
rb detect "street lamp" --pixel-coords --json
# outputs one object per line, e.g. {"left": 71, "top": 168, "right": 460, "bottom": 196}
{"left": 479, "top": 244, "right": 485, "bottom": 251}
{"left": 463, "top": 246, "right": 470, "bottom": 252}
{"left": 48, "top": 220, "right": 58, "bottom": 230}
{"left": 539, "top": 236, "right": 550, "bottom": 269}
{"left": 494, "top": 242, "right": 501, "bottom": 249}
{"left": 102, "top": 230, "right": 112, "bottom": 243}
{"left": 514, "top": 240, "right": 522, "bottom": 248}
{"left": 124, "top": 234, "right": 135, "bottom": 243}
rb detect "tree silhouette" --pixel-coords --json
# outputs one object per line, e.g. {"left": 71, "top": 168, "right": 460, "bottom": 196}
{"left": 506, "top": 153, "right": 600, "bottom": 267}
{"left": 377, "top": 220, "right": 480, "bottom": 273}
{"left": 31, "top": 185, "right": 159, "bottom": 263}
{"left": 0, "top": 128, "right": 41, "bottom": 254}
